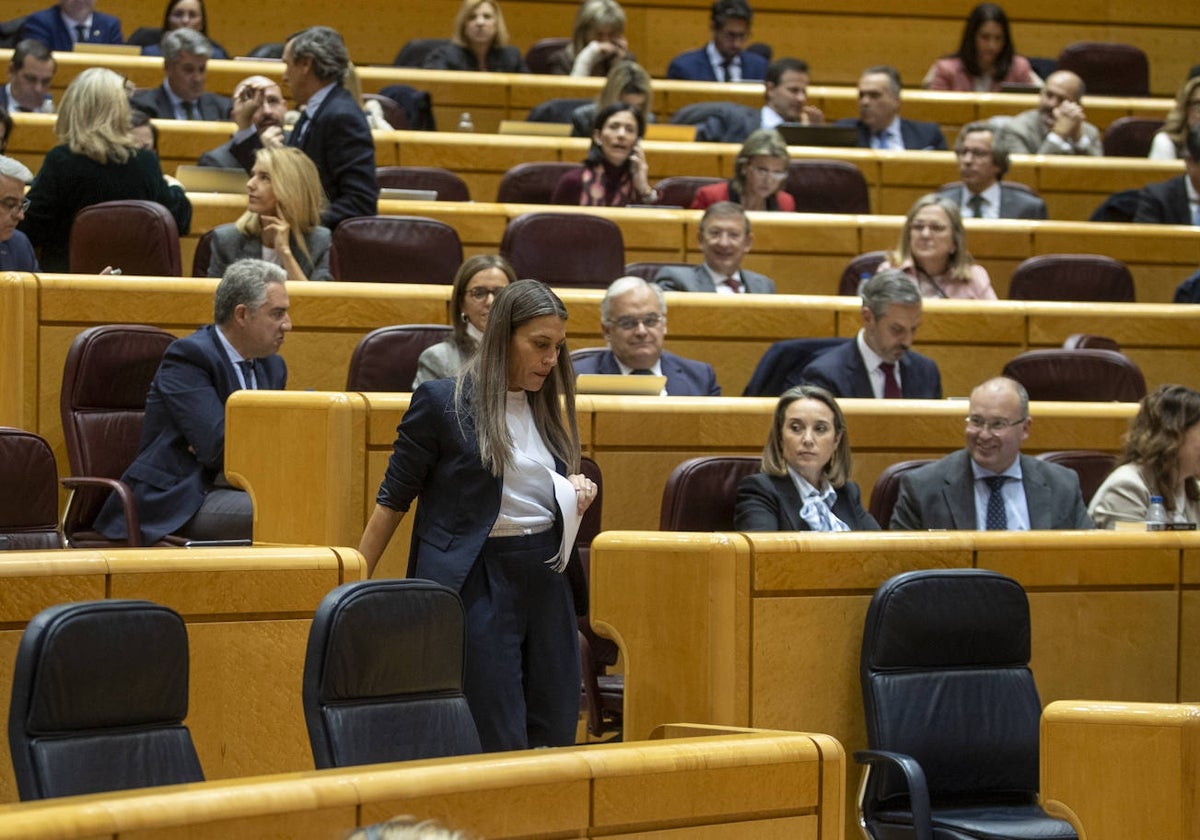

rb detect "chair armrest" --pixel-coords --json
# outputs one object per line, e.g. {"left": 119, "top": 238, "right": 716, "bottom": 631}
{"left": 853, "top": 748, "right": 933, "bottom": 840}
{"left": 61, "top": 476, "right": 141, "bottom": 547}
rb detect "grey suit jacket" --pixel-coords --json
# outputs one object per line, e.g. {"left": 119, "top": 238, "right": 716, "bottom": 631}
{"left": 995, "top": 109, "right": 1101, "bottom": 156}
{"left": 655, "top": 264, "right": 776, "bottom": 294}
{"left": 937, "top": 184, "right": 1048, "bottom": 220}
{"left": 206, "top": 223, "right": 332, "bottom": 281}
{"left": 197, "top": 140, "right": 242, "bottom": 169}
{"left": 889, "top": 450, "right": 1094, "bottom": 531}
{"left": 131, "top": 85, "right": 231, "bottom": 121}
{"left": 413, "top": 340, "right": 469, "bottom": 388}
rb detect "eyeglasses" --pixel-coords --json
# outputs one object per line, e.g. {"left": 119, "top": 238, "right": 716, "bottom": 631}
{"left": 466, "top": 286, "right": 505, "bottom": 301}
{"left": 965, "top": 416, "right": 1026, "bottom": 433}
{"left": 609, "top": 313, "right": 665, "bottom": 331}
{"left": 748, "top": 165, "right": 787, "bottom": 181}
{"left": 0, "top": 198, "right": 30, "bottom": 215}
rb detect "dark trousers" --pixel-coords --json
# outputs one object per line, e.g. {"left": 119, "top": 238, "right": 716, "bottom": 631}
{"left": 460, "top": 529, "right": 579, "bottom": 752}
{"left": 178, "top": 488, "right": 253, "bottom": 542}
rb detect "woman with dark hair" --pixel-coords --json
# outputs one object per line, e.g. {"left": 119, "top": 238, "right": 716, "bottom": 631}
{"left": 923, "top": 3, "right": 1039, "bottom": 92}
{"left": 413, "top": 254, "right": 516, "bottom": 387}
{"left": 880, "top": 193, "right": 996, "bottom": 300}
{"left": 422, "top": 0, "right": 527, "bottom": 72}
{"left": 1089, "top": 385, "right": 1200, "bottom": 528}
{"left": 139, "top": 0, "right": 229, "bottom": 58}
{"left": 551, "top": 102, "right": 653, "bottom": 206}
{"left": 735, "top": 385, "right": 879, "bottom": 531}
{"left": 691, "top": 128, "right": 795, "bottom": 212}
{"left": 359, "top": 279, "right": 596, "bottom": 752}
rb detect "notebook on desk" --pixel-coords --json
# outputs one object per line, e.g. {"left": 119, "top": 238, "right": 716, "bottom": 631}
{"left": 575, "top": 373, "right": 666, "bottom": 396}
{"left": 775, "top": 123, "right": 858, "bottom": 148}
{"left": 379, "top": 187, "right": 439, "bottom": 201}
{"left": 498, "top": 120, "right": 572, "bottom": 137}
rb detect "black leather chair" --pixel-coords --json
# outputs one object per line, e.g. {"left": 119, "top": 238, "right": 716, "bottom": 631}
{"left": 376, "top": 166, "right": 470, "bottom": 201}
{"left": 856, "top": 569, "right": 1078, "bottom": 840}
{"left": 330, "top": 216, "right": 463, "bottom": 284}
{"left": 1036, "top": 450, "right": 1117, "bottom": 505}
{"left": 0, "top": 427, "right": 62, "bottom": 550}
{"left": 1007, "top": 254, "right": 1135, "bottom": 302}
{"left": 496, "top": 162, "right": 580, "bottom": 204}
{"left": 524, "top": 37, "right": 570, "bottom": 74}
{"left": 659, "top": 456, "right": 762, "bottom": 531}
{"left": 8, "top": 600, "right": 204, "bottom": 800}
{"left": 501, "top": 212, "right": 624, "bottom": 289}
{"left": 346, "top": 324, "right": 453, "bottom": 392}
{"left": 69, "top": 200, "right": 182, "bottom": 276}
{"left": 1102, "top": 117, "right": 1164, "bottom": 157}
{"left": 742, "top": 337, "right": 849, "bottom": 397}
{"left": 302, "top": 579, "right": 482, "bottom": 769}
{"left": 838, "top": 251, "right": 889, "bottom": 295}
{"left": 1002, "top": 349, "right": 1147, "bottom": 402}
{"left": 868, "top": 459, "right": 934, "bottom": 530}
{"left": 653, "top": 176, "right": 722, "bottom": 208}
{"left": 1056, "top": 41, "right": 1149, "bottom": 97}
{"left": 783, "top": 159, "right": 871, "bottom": 214}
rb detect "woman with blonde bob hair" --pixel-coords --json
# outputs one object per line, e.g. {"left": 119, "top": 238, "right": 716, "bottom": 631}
{"left": 691, "top": 128, "right": 795, "bottom": 212}
{"left": 1149, "top": 75, "right": 1200, "bottom": 160}
{"left": 19, "top": 67, "right": 192, "bottom": 272}
{"left": 423, "top": 0, "right": 527, "bottom": 72}
{"left": 880, "top": 192, "right": 996, "bottom": 299}
{"left": 1089, "top": 384, "right": 1200, "bottom": 528}
{"left": 360, "top": 279, "right": 596, "bottom": 753}
{"left": 207, "top": 146, "right": 331, "bottom": 281}
{"left": 735, "top": 385, "right": 879, "bottom": 531}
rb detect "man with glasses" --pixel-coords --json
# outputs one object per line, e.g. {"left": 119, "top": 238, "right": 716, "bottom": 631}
{"left": 656, "top": 202, "right": 776, "bottom": 294}
{"left": 0, "top": 156, "right": 37, "bottom": 271}
{"left": 938, "top": 122, "right": 1047, "bottom": 220}
{"left": 890, "top": 376, "right": 1092, "bottom": 530}
{"left": 573, "top": 276, "right": 721, "bottom": 395}
{"left": 1134, "top": 124, "right": 1200, "bottom": 226}
{"left": 667, "top": 0, "right": 767, "bottom": 82}
{"left": 1, "top": 41, "right": 56, "bottom": 114}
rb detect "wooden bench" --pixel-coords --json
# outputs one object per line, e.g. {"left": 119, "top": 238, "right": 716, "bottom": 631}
{"left": 0, "top": 546, "right": 364, "bottom": 802}
{"left": 0, "top": 726, "right": 844, "bottom": 838}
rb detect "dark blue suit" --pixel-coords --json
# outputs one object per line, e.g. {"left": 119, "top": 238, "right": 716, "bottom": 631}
{"left": 20, "top": 7, "right": 123, "bottom": 51}
{"left": 0, "top": 231, "right": 39, "bottom": 271}
{"left": 735, "top": 473, "right": 879, "bottom": 531}
{"left": 799, "top": 339, "right": 942, "bottom": 399}
{"left": 94, "top": 324, "right": 287, "bottom": 545}
{"left": 130, "top": 85, "right": 232, "bottom": 121}
{"left": 232, "top": 84, "right": 377, "bottom": 229}
{"left": 376, "top": 378, "right": 579, "bottom": 752}
{"left": 667, "top": 46, "right": 768, "bottom": 81}
{"left": 834, "top": 117, "right": 947, "bottom": 151}
{"left": 572, "top": 349, "right": 721, "bottom": 396}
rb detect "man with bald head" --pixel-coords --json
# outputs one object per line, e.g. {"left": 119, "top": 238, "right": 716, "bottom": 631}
{"left": 197, "top": 75, "right": 287, "bottom": 168}
{"left": 995, "top": 70, "right": 1101, "bottom": 156}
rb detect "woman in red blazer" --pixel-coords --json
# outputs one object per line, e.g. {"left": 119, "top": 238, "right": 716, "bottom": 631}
{"left": 691, "top": 129, "right": 795, "bottom": 212}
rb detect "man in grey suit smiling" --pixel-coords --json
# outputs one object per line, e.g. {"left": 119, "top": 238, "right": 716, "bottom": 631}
{"left": 656, "top": 202, "right": 776, "bottom": 294}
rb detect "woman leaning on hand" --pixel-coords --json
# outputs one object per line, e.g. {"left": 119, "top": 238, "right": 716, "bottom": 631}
{"left": 1089, "top": 384, "right": 1200, "bottom": 528}
{"left": 358, "top": 279, "right": 596, "bottom": 752}
{"left": 735, "top": 385, "right": 879, "bottom": 532}
{"left": 552, "top": 102, "right": 653, "bottom": 206}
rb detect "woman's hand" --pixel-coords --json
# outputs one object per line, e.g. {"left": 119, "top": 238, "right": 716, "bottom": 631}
{"left": 260, "top": 214, "right": 291, "bottom": 253}
{"left": 568, "top": 472, "right": 598, "bottom": 515}
{"left": 628, "top": 144, "right": 651, "bottom": 198}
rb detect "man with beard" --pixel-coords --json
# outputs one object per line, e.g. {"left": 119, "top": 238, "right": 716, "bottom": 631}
{"left": 197, "top": 75, "right": 287, "bottom": 168}
{"left": 995, "top": 70, "right": 1101, "bottom": 156}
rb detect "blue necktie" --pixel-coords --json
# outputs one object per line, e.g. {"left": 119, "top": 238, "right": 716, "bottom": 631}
{"left": 237, "top": 359, "right": 257, "bottom": 390}
{"left": 985, "top": 475, "right": 1008, "bottom": 530}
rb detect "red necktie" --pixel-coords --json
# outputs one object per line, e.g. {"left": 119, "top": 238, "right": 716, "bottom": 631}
{"left": 722, "top": 276, "right": 742, "bottom": 293}
{"left": 879, "top": 362, "right": 901, "bottom": 398}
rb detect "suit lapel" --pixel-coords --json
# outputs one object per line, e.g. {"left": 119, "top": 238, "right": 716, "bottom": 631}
{"left": 598, "top": 352, "right": 620, "bottom": 375}
{"left": 942, "top": 452, "right": 978, "bottom": 529}
{"left": 1020, "top": 455, "right": 1053, "bottom": 529}
{"left": 846, "top": 346, "right": 874, "bottom": 398}
{"left": 695, "top": 267, "right": 717, "bottom": 292}
{"left": 770, "top": 475, "right": 806, "bottom": 530}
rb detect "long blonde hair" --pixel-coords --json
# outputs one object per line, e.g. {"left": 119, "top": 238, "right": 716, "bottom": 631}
{"left": 236, "top": 147, "right": 325, "bottom": 259}
{"left": 450, "top": 0, "right": 510, "bottom": 48}
{"left": 56, "top": 67, "right": 137, "bottom": 164}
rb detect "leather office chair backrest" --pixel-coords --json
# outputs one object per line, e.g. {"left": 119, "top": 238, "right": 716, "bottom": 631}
{"left": 783, "top": 159, "right": 871, "bottom": 214}
{"left": 742, "top": 337, "right": 850, "bottom": 397}
{"left": 1036, "top": 450, "right": 1117, "bottom": 505}
{"left": 302, "top": 579, "right": 482, "bottom": 769}
{"left": 8, "top": 599, "right": 203, "bottom": 800}
{"left": 0, "top": 427, "right": 62, "bottom": 550}
{"left": 69, "top": 200, "right": 182, "bottom": 276}
{"left": 653, "top": 176, "right": 722, "bottom": 208}
{"left": 496, "top": 162, "right": 580, "bottom": 204}
{"left": 526, "top": 97, "right": 591, "bottom": 123}
{"left": 501, "top": 212, "right": 624, "bottom": 289}
{"left": 376, "top": 166, "right": 470, "bottom": 201}
{"left": 524, "top": 37, "right": 570, "bottom": 75}
{"left": 1002, "top": 348, "right": 1147, "bottom": 402}
{"left": 622, "top": 261, "right": 695, "bottom": 282}
{"left": 392, "top": 37, "right": 450, "bottom": 67}
{"left": 330, "top": 216, "right": 463, "bottom": 284}
{"left": 660, "top": 456, "right": 762, "bottom": 531}
{"left": 858, "top": 569, "right": 1075, "bottom": 840}
{"left": 191, "top": 228, "right": 215, "bottom": 277}
{"left": 59, "top": 324, "right": 175, "bottom": 545}
{"left": 868, "top": 459, "right": 935, "bottom": 530}
{"left": 1007, "top": 254, "right": 1135, "bottom": 302}
{"left": 1056, "top": 41, "right": 1149, "bottom": 97}
{"left": 838, "top": 250, "right": 888, "bottom": 295}
{"left": 1102, "top": 117, "right": 1164, "bottom": 157}
{"left": 346, "top": 324, "right": 453, "bottom": 391}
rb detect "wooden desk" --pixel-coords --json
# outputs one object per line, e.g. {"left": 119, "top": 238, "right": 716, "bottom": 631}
{"left": 0, "top": 546, "right": 364, "bottom": 803}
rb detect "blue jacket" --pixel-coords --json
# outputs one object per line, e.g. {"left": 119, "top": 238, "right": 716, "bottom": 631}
{"left": 834, "top": 117, "right": 947, "bottom": 151}
{"left": 572, "top": 348, "right": 721, "bottom": 396}
{"left": 20, "top": 7, "right": 123, "bottom": 51}
{"left": 799, "top": 338, "right": 942, "bottom": 399}
{"left": 667, "top": 46, "right": 768, "bottom": 82}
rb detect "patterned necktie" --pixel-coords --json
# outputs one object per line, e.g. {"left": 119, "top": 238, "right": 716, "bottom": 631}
{"left": 879, "top": 362, "right": 901, "bottom": 398}
{"left": 985, "top": 475, "right": 1008, "bottom": 530}
{"left": 722, "top": 276, "right": 742, "bottom": 293}
{"left": 74, "top": 24, "right": 88, "bottom": 43}
{"left": 237, "top": 359, "right": 257, "bottom": 390}
{"left": 967, "top": 193, "right": 985, "bottom": 218}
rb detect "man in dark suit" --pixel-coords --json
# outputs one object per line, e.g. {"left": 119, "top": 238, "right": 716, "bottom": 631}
{"left": 94, "top": 259, "right": 291, "bottom": 545}
{"left": 656, "top": 202, "right": 776, "bottom": 294}
{"left": 574, "top": 276, "right": 721, "bottom": 395}
{"left": 230, "top": 26, "right": 377, "bottom": 229}
{"left": 0, "top": 156, "right": 38, "bottom": 271}
{"left": 20, "top": 0, "right": 123, "bottom": 51}
{"left": 1, "top": 40, "right": 56, "bottom": 114}
{"left": 666, "top": 0, "right": 767, "bottom": 82}
{"left": 890, "top": 376, "right": 1093, "bottom": 530}
{"left": 801, "top": 269, "right": 941, "bottom": 399}
{"left": 197, "top": 75, "right": 287, "bottom": 168}
{"left": 130, "top": 29, "right": 230, "bottom": 121}
{"left": 834, "top": 66, "right": 946, "bottom": 151}
{"left": 1134, "top": 124, "right": 1200, "bottom": 226}
{"left": 939, "top": 122, "right": 1048, "bottom": 220}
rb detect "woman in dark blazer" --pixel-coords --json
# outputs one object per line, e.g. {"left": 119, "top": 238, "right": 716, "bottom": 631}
{"left": 422, "top": 0, "right": 527, "bottom": 72}
{"left": 736, "top": 385, "right": 879, "bottom": 531}
{"left": 359, "top": 280, "right": 597, "bottom": 753}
